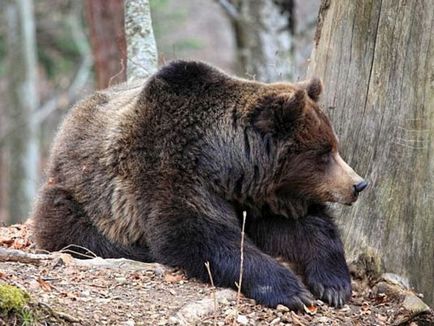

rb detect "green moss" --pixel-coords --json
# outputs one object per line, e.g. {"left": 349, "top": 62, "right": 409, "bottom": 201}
{"left": 0, "top": 284, "right": 34, "bottom": 325}
{"left": 0, "top": 284, "right": 29, "bottom": 313}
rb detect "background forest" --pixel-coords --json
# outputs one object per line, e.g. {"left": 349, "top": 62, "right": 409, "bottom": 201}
{"left": 0, "top": 0, "right": 319, "bottom": 225}
{"left": 0, "top": 0, "right": 433, "bottom": 317}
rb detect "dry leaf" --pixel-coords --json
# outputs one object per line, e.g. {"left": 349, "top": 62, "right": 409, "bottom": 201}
{"left": 0, "top": 238, "right": 14, "bottom": 246}
{"left": 303, "top": 304, "right": 317, "bottom": 315}
{"left": 129, "top": 272, "right": 143, "bottom": 280}
{"left": 11, "top": 238, "right": 30, "bottom": 250}
{"left": 164, "top": 273, "right": 184, "bottom": 283}
{"left": 37, "top": 277, "right": 54, "bottom": 292}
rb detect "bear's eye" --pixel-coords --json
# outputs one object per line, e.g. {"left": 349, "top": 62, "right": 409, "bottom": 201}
{"left": 318, "top": 150, "right": 332, "bottom": 165}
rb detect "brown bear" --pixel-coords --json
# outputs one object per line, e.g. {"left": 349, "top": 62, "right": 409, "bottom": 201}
{"left": 32, "top": 61, "right": 367, "bottom": 310}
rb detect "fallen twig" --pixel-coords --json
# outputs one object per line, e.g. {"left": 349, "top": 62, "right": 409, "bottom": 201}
{"left": 37, "top": 302, "right": 81, "bottom": 323}
{"left": 233, "top": 211, "right": 247, "bottom": 325}
{"left": 205, "top": 261, "right": 218, "bottom": 326}
{"left": 0, "top": 247, "right": 53, "bottom": 265}
{"left": 0, "top": 246, "right": 168, "bottom": 273}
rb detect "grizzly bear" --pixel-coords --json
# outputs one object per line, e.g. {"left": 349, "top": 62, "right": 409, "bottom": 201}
{"left": 32, "top": 61, "right": 367, "bottom": 310}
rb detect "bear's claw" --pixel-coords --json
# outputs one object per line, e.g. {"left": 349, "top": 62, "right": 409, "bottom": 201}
{"left": 249, "top": 276, "right": 314, "bottom": 311}
{"left": 277, "top": 288, "right": 315, "bottom": 311}
{"left": 289, "top": 290, "right": 315, "bottom": 311}
{"left": 307, "top": 279, "right": 351, "bottom": 308}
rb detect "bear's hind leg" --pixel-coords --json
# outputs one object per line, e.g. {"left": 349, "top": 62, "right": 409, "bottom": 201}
{"left": 247, "top": 209, "right": 351, "bottom": 308}
{"left": 32, "top": 185, "right": 152, "bottom": 262}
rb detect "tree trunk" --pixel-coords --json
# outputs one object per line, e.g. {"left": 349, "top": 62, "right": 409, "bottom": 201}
{"left": 307, "top": 0, "right": 434, "bottom": 306}
{"left": 4, "top": 0, "right": 40, "bottom": 223}
{"left": 124, "top": 0, "right": 158, "bottom": 80}
{"left": 219, "top": 0, "right": 294, "bottom": 82}
{"left": 84, "top": 0, "right": 127, "bottom": 89}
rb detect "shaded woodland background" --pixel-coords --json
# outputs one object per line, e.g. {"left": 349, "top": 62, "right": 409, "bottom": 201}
{"left": 0, "top": 0, "right": 319, "bottom": 224}
{"left": 0, "top": 0, "right": 433, "bottom": 308}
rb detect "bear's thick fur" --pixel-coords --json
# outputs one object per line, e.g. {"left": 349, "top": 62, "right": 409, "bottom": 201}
{"left": 32, "top": 61, "right": 366, "bottom": 310}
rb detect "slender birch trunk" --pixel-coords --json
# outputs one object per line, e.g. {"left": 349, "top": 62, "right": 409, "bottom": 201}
{"left": 4, "top": 0, "right": 40, "bottom": 223}
{"left": 124, "top": 0, "right": 158, "bottom": 80}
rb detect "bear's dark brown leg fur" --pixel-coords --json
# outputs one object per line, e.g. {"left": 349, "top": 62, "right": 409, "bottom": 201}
{"left": 146, "top": 195, "right": 313, "bottom": 310}
{"left": 246, "top": 206, "right": 351, "bottom": 307}
{"left": 32, "top": 185, "right": 153, "bottom": 262}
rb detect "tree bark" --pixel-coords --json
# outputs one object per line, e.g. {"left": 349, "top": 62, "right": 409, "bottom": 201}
{"left": 219, "top": 0, "right": 294, "bottom": 82}
{"left": 307, "top": 0, "right": 434, "bottom": 306}
{"left": 4, "top": 0, "right": 40, "bottom": 223}
{"left": 124, "top": 0, "right": 158, "bottom": 80}
{"left": 84, "top": 0, "right": 127, "bottom": 89}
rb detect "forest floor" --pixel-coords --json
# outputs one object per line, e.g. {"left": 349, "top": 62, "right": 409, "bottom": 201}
{"left": 0, "top": 223, "right": 432, "bottom": 326}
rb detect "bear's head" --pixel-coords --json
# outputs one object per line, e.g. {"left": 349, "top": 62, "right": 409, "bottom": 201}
{"left": 249, "top": 78, "right": 367, "bottom": 211}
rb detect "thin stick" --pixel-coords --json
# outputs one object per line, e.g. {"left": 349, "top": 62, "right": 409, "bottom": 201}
{"left": 0, "top": 247, "right": 53, "bottom": 265}
{"left": 204, "top": 261, "right": 218, "bottom": 326}
{"left": 234, "top": 211, "right": 247, "bottom": 325}
{"left": 60, "top": 244, "right": 98, "bottom": 259}
{"left": 108, "top": 58, "right": 126, "bottom": 88}
{"left": 37, "top": 302, "right": 81, "bottom": 323}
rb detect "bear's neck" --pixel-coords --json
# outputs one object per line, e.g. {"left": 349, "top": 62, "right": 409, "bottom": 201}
{"left": 263, "top": 195, "right": 310, "bottom": 219}
{"left": 231, "top": 192, "right": 311, "bottom": 220}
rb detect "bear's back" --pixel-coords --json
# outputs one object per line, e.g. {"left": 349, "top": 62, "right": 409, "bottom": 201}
{"left": 47, "top": 79, "right": 145, "bottom": 183}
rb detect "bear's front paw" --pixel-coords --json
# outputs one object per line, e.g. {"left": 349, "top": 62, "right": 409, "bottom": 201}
{"left": 305, "top": 271, "right": 352, "bottom": 308}
{"left": 248, "top": 274, "right": 314, "bottom": 311}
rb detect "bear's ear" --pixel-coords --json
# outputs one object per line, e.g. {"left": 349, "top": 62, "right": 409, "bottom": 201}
{"left": 251, "top": 89, "right": 306, "bottom": 135}
{"left": 297, "top": 77, "right": 323, "bottom": 101}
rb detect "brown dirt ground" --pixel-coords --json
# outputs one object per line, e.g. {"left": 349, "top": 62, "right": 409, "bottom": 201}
{"left": 0, "top": 224, "right": 432, "bottom": 326}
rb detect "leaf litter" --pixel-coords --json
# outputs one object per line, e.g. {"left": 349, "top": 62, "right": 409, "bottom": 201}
{"left": 0, "top": 223, "right": 432, "bottom": 325}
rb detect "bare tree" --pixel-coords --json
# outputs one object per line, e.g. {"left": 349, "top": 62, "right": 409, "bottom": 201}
{"left": 124, "top": 0, "right": 158, "bottom": 80}
{"left": 84, "top": 0, "right": 127, "bottom": 89}
{"left": 218, "top": 0, "right": 295, "bottom": 82}
{"left": 4, "top": 0, "right": 39, "bottom": 223}
{"left": 307, "top": 0, "right": 434, "bottom": 306}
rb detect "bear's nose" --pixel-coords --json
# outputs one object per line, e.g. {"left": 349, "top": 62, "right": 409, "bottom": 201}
{"left": 354, "top": 180, "right": 368, "bottom": 193}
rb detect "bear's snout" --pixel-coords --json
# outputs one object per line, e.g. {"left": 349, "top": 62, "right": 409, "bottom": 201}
{"left": 353, "top": 180, "right": 368, "bottom": 193}
{"left": 327, "top": 153, "right": 366, "bottom": 204}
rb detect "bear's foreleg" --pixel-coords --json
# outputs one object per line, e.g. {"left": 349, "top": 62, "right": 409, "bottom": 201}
{"left": 147, "top": 201, "right": 313, "bottom": 310}
{"left": 247, "top": 211, "right": 351, "bottom": 307}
